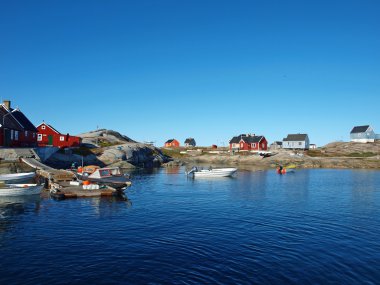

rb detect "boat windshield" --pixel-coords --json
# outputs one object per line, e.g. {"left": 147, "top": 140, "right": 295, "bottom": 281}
{"left": 99, "top": 169, "right": 112, "bottom": 177}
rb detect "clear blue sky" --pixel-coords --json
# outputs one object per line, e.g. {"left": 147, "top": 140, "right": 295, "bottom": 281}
{"left": 1, "top": 0, "right": 379, "bottom": 147}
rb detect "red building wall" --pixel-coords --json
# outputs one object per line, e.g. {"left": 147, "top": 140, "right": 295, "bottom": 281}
{"left": 37, "top": 123, "right": 81, "bottom": 148}
{"left": 230, "top": 137, "right": 268, "bottom": 151}
{"left": 164, "top": 139, "right": 180, "bottom": 148}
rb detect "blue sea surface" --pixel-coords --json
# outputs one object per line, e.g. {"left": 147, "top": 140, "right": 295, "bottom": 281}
{"left": 0, "top": 168, "right": 380, "bottom": 284}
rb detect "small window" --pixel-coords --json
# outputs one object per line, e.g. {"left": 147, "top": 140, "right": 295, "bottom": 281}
{"left": 15, "top": 131, "right": 19, "bottom": 141}
{"left": 11, "top": 130, "right": 14, "bottom": 140}
{"left": 41, "top": 125, "right": 46, "bottom": 130}
{"left": 60, "top": 136, "right": 65, "bottom": 141}
{"left": 262, "top": 143, "right": 265, "bottom": 148}
{"left": 37, "top": 134, "right": 42, "bottom": 141}
{"left": 251, "top": 143, "right": 256, "bottom": 148}
{"left": 299, "top": 142, "right": 302, "bottom": 146}
{"left": 25, "top": 131, "right": 28, "bottom": 137}
{"left": 33, "top": 133, "right": 36, "bottom": 138}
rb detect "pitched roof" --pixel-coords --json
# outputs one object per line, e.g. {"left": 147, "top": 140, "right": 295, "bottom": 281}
{"left": 283, "top": 134, "right": 308, "bottom": 141}
{"left": 185, "top": 138, "right": 195, "bottom": 143}
{"left": 230, "top": 134, "right": 264, "bottom": 144}
{"left": 165, "top": 139, "right": 176, "bottom": 144}
{"left": 11, "top": 109, "right": 38, "bottom": 132}
{"left": 350, "top": 125, "right": 370, "bottom": 134}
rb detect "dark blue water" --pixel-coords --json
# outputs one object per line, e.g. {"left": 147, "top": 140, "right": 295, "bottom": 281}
{"left": 1, "top": 168, "right": 380, "bottom": 284}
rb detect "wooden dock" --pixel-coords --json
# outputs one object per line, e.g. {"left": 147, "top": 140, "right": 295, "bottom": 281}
{"left": 50, "top": 182, "right": 125, "bottom": 199}
{"left": 21, "top": 158, "right": 75, "bottom": 182}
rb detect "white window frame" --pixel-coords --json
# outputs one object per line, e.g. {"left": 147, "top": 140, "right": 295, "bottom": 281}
{"left": 41, "top": 125, "right": 46, "bottom": 130}
{"left": 60, "top": 136, "right": 65, "bottom": 141}
{"left": 11, "top": 130, "right": 14, "bottom": 140}
{"left": 251, "top": 143, "right": 256, "bottom": 148}
{"left": 37, "top": 134, "right": 43, "bottom": 141}
{"left": 15, "top": 131, "right": 19, "bottom": 141}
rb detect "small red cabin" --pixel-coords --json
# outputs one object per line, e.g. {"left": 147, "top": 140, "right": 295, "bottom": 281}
{"left": 229, "top": 134, "right": 268, "bottom": 151}
{"left": 164, "top": 139, "right": 180, "bottom": 148}
{"left": 36, "top": 122, "right": 82, "bottom": 148}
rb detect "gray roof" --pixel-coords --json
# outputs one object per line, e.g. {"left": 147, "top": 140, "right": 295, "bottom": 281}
{"left": 350, "top": 125, "right": 370, "bottom": 134}
{"left": 283, "top": 134, "right": 308, "bottom": 141}
{"left": 230, "top": 134, "right": 264, "bottom": 144}
{"left": 10, "top": 108, "right": 38, "bottom": 132}
{"left": 184, "top": 138, "right": 195, "bottom": 143}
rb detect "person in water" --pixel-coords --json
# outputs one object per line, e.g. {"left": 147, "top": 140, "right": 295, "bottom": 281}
{"left": 278, "top": 165, "right": 283, "bottom": 174}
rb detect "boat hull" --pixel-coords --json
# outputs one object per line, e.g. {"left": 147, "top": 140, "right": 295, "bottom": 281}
{"left": 192, "top": 168, "right": 237, "bottom": 178}
{"left": 0, "top": 184, "right": 43, "bottom": 196}
{"left": 0, "top": 172, "right": 36, "bottom": 184}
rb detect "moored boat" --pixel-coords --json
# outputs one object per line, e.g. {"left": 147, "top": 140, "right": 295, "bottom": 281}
{"left": 74, "top": 166, "right": 131, "bottom": 189}
{"left": 0, "top": 184, "right": 44, "bottom": 196}
{"left": 186, "top": 167, "right": 237, "bottom": 178}
{"left": 0, "top": 172, "right": 36, "bottom": 184}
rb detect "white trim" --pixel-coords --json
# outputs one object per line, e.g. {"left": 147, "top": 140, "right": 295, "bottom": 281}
{"left": 60, "top": 136, "right": 65, "bottom": 141}
{"left": 37, "top": 134, "right": 42, "bottom": 141}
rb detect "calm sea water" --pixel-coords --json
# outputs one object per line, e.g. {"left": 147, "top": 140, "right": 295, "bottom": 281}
{"left": 1, "top": 168, "right": 380, "bottom": 284}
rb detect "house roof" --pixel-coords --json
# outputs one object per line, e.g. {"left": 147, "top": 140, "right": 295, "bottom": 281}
{"left": 283, "top": 134, "right": 308, "bottom": 141}
{"left": 11, "top": 109, "right": 38, "bottom": 132}
{"left": 165, "top": 139, "right": 176, "bottom": 144}
{"left": 185, "top": 138, "right": 195, "bottom": 143}
{"left": 230, "top": 134, "right": 264, "bottom": 144}
{"left": 350, "top": 125, "right": 370, "bottom": 134}
{"left": 272, "top": 141, "right": 283, "bottom": 145}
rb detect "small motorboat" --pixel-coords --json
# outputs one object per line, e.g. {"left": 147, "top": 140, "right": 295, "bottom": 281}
{"left": 0, "top": 184, "right": 44, "bottom": 196}
{"left": 186, "top": 167, "right": 237, "bottom": 178}
{"left": 0, "top": 172, "right": 36, "bottom": 184}
{"left": 74, "top": 166, "right": 131, "bottom": 189}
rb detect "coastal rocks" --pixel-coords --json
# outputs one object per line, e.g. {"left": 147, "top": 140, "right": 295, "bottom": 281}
{"left": 99, "top": 143, "right": 168, "bottom": 168}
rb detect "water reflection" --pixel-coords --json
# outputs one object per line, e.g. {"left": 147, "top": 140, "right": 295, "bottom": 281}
{"left": 0, "top": 195, "right": 41, "bottom": 232}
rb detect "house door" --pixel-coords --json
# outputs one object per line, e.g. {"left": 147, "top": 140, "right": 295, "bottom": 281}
{"left": 48, "top": 135, "right": 53, "bottom": 145}
{"left": 4, "top": 129, "right": 11, "bottom": 147}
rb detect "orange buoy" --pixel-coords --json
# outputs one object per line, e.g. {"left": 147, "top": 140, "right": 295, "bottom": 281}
{"left": 83, "top": 180, "right": 90, "bottom": 185}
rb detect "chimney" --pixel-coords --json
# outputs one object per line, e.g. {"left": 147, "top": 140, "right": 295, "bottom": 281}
{"left": 3, "top": 100, "right": 11, "bottom": 110}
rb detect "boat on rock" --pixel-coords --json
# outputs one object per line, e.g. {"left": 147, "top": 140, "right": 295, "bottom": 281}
{"left": 186, "top": 167, "right": 237, "bottom": 178}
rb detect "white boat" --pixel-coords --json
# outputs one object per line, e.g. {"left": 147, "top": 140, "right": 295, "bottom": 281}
{"left": 0, "top": 184, "right": 43, "bottom": 196}
{"left": 186, "top": 167, "right": 237, "bottom": 178}
{"left": 74, "top": 166, "right": 131, "bottom": 189}
{"left": 0, "top": 172, "right": 36, "bottom": 183}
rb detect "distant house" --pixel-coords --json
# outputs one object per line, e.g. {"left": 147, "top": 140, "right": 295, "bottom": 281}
{"left": 270, "top": 141, "right": 283, "bottom": 150}
{"left": 309, "top": 144, "right": 317, "bottom": 149}
{"left": 184, "top": 138, "right": 196, "bottom": 147}
{"left": 350, "top": 125, "right": 376, "bottom": 143}
{"left": 36, "top": 122, "right": 82, "bottom": 148}
{"left": 282, "top": 134, "right": 310, "bottom": 150}
{"left": 164, "top": 139, "right": 180, "bottom": 148}
{"left": 229, "top": 134, "right": 268, "bottom": 152}
{"left": 0, "top": 100, "right": 38, "bottom": 147}
{"left": 211, "top": 144, "right": 218, "bottom": 149}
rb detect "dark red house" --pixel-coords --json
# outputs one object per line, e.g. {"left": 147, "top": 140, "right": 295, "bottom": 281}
{"left": 229, "top": 134, "right": 268, "bottom": 152}
{"left": 0, "top": 100, "right": 38, "bottom": 147}
{"left": 36, "top": 122, "right": 81, "bottom": 148}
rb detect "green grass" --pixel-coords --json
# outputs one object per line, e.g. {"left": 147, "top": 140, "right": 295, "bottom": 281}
{"left": 347, "top": 152, "right": 377, "bottom": 158}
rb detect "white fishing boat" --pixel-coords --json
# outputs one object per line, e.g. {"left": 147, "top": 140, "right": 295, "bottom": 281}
{"left": 74, "top": 166, "right": 131, "bottom": 189}
{"left": 0, "top": 184, "right": 43, "bottom": 196}
{"left": 186, "top": 167, "right": 237, "bottom": 178}
{"left": 0, "top": 172, "right": 36, "bottom": 183}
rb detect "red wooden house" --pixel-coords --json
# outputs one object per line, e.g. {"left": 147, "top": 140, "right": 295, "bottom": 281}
{"left": 229, "top": 134, "right": 268, "bottom": 151}
{"left": 164, "top": 139, "right": 180, "bottom": 148}
{"left": 0, "top": 100, "right": 38, "bottom": 147}
{"left": 36, "top": 122, "right": 82, "bottom": 148}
